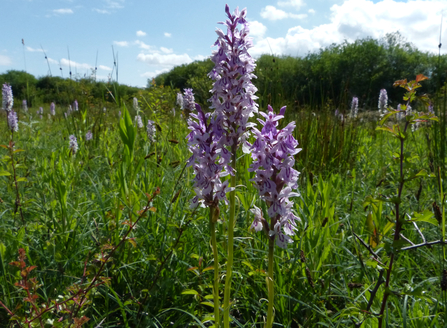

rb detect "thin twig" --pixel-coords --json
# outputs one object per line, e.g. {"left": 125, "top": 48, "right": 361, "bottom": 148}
{"left": 401, "top": 239, "right": 447, "bottom": 251}
{"left": 353, "top": 231, "right": 381, "bottom": 260}
{"left": 412, "top": 221, "right": 426, "bottom": 243}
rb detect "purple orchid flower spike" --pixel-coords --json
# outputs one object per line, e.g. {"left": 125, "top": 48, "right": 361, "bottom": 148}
{"left": 248, "top": 105, "right": 301, "bottom": 249}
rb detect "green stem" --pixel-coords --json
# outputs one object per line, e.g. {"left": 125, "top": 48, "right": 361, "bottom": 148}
{"left": 266, "top": 236, "right": 275, "bottom": 328}
{"left": 209, "top": 207, "right": 220, "bottom": 327}
{"left": 223, "top": 150, "right": 237, "bottom": 328}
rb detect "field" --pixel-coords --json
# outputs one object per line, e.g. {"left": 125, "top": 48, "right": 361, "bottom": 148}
{"left": 2, "top": 8, "right": 447, "bottom": 328}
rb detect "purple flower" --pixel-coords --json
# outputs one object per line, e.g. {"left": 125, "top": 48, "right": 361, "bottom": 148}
{"left": 69, "top": 135, "right": 78, "bottom": 153}
{"left": 73, "top": 100, "right": 78, "bottom": 111}
{"left": 182, "top": 89, "right": 196, "bottom": 112}
{"left": 8, "top": 110, "right": 18, "bottom": 132}
{"left": 135, "top": 115, "right": 143, "bottom": 128}
{"left": 22, "top": 100, "right": 27, "bottom": 113}
{"left": 378, "top": 89, "right": 388, "bottom": 114}
{"left": 428, "top": 102, "right": 434, "bottom": 114}
{"left": 351, "top": 97, "right": 358, "bottom": 118}
{"left": 186, "top": 103, "right": 231, "bottom": 209}
{"left": 147, "top": 119, "right": 156, "bottom": 142}
{"left": 38, "top": 107, "right": 43, "bottom": 115}
{"left": 208, "top": 5, "right": 258, "bottom": 151}
{"left": 50, "top": 102, "right": 56, "bottom": 116}
{"left": 67, "top": 105, "right": 73, "bottom": 115}
{"left": 2, "top": 83, "right": 13, "bottom": 111}
{"left": 247, "top": 105, "right": 301, "bottom": 248}
{"left": 86, "top": 131, "right": 93, "bottom": 141}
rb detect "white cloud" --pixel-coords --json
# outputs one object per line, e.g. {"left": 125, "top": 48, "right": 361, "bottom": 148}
{"left": 250, "top": 21, "right": 267, "bottom": 39}
{"left": 26, "top": 46, "right": 44, "bottom": 52}
{"left": 137, "top": 53, "right": 193, "bottom": 66}
{"left": 60, "top": 58, "right": 92, "bottom": 70}
{"left": 164, "top": 32, "right": 172, "bottom": 37}
{"left": 160, "top": 47, "right": 173, "bottom": 54}
{"left": 98, "top": 65, "right": 112, "bottom": 71}
{"left": 113, "top": 41, "right": 129, "bottom": 47}
{"left": 260, "top": 5, "right": 307, "bottom": 20}
{"left": 193, "top": 54, "right": 207, "bottom": 61}
{"left": 141, "top": 68, "right": 170, "bottom": 79}
{"left": 104, "top": 0, "right": 124, "bottom": 9}
{"left": 253, "top": 0, "right": 447, "bottom": 56}
{"left": 93, "top": 8, "right": 110, "bottom": 14}
{"left": 135, "top": 40, "right": 153, "bottom": 50}
{"left": 53, "top": 8, "right": 73, "bottom": 14}
{"left": 0, "top": 55, "right": 12, "bottom": 66}
{"left": 136, "top": 30, "right": 146, "bottom": 37}
{"left": 277, "top": 0, "right": 305, "bottom": 10}
{"left": 308, "top": 8, "right": 315, "bottom": 14}
{"left": 47, "top": 58, "right": 59, "bottom": 65}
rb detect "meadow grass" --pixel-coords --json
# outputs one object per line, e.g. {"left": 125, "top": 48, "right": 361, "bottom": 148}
{"left": 0, "top": 81, "right": 446, "bottom": 328}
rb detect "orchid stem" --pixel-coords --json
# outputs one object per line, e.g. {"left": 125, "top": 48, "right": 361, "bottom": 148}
{"left": 266, "top": 236, "right": 275, "bottom": 328}
{"left": 223, "top": 150, "right": 237, "bottom": 328}
{"left": 210, "top": 207, "right": 220, "bottom": 327}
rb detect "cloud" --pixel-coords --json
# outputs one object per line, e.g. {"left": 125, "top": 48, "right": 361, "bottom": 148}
{"left": 113, "top": 41, "right": 129, "bottom": 47}
{"left": 98, "top": 65, "right": 112, "bottom": 71}
{"left": 250, "top": 21, "right": 267, "bottom": 39}
{"left": 60, "top": 58, "right": 93, "bottom": 70}
{"left": 277, "top": 0, "right": 305, "bottom": 10}
{"left": 164, "top": 32, "right": 172, "bottom": 37}
{"left": 136, "top": 30, "right": 146, "bottom": 37}
{"left": 93, "top": 8, "right": 110, "bottom": 14}
{"left": 141, "top": 68, "right": 170, "bottom": 79}
{"left": 308, "top": 9, "right": 315, "bottom": 14}
{"left": 26, "top": 46, "right": 44, "bottom": 52}
{"left": 252, "top": 0, "right": 447, "bottom": 56}
{"left": 104, "top": 0, "right": 124, "bottom": 9}
{"left": 160, "top": 47, "right": 173, "bottom": 54}
{"left": 0, "top": 55, "right": 12, "bottom": 66}
{"left": 260, "top": 5, "right": 307, "bottom": 20}
{"left": 137, "top": 53, "right": 193, "bottom": 67}
{"left": 135, "top": 40, "right": 153, "bottom": 50}
{"left": 53, "top": 8, "right": 73, "bottom": 14}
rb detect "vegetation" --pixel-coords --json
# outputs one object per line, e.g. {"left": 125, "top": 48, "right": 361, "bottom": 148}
{"left": 1, "top": 30, "right": 447, "bottom": 328}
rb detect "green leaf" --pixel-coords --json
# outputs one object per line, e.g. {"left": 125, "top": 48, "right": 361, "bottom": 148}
{"left": 182, "top": 289, "right": 199, "bottom": 295}
{"left": 0, "top": 170, "right": 11, "bottom": 176}
{"left": 408, "top": 210, "right": 437, "bottom": 226}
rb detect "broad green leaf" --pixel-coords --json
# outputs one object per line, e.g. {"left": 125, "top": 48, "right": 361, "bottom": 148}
{"left": 182, "top": 289, "right": 199, "bottom": 295}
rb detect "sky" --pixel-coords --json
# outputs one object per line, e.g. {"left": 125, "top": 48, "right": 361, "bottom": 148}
{"left": 1, "top": 0, "right": 446, "bottom": 88}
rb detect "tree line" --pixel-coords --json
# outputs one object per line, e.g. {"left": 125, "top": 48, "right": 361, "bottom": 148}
{"left": 154, "top": 32, "right": 447, "bottom": 111}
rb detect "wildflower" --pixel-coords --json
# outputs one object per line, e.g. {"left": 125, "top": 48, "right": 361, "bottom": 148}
{"left": 69, "top": 135, "right": 78, "bottom": 153}
{"left": 22, "top": 100, "right": 28, "bottom": 113}
{"left": 73, "top": 100, "right": 78, "bottom": 111}
{"left": 176, "top": 93, "right": 183, "bottom": 108}
{"left": 2, "top": 83, "right": 13, "bottom": 111}
{"left": 147, "top": 120, "right": 156, "bottom": 142}
{"left": 247, "top": 105, "right": 301, "bottom": 248}
{"left": 103, "top": 107, "right": 106, "bottom": 113}
{"left": 208, "top": 5, "right": 258, "bottom": 152}
{"left": 67, "top": 105, "right": 72, "bottom": 115}
{"left": 428, "top": 102, "right": 434, "bottom": 114}
{"left": 135, "top": 115, "right": 143, "bottom": 128}
{"left": 350, "top": 97, "right": 358, "bottom": 118}
{"left": 86, "top": 130, "right": 93, "bottom": 141}
{"left": 50, "top": 102, "right": 56, "bottom": 116}
{"left": 133, "top": 97, "right": 139, "bottom": 111}
{"left": 378, "top": 89, "right": 388, "bottom": 115}
{"left": 186, "top": 103, "right": 231, "bottom": 209}
{"left": 8, "top": 110, "right": 18, "bottom": 132}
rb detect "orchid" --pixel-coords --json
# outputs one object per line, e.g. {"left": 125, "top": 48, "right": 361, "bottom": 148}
{"left": 378, "top": 89, "right": 388, "bottom": 115}
{"left": 147, "top": 120, "right": 156, "bottom": 142}
{"left": 8, "top": 111, "right": 18, "bottom": 132}
{"left": 248, "top": 105, "right": 301, "bottom": 248}
{"left": 2, "top": 83, "right": 13, "bottom": 111}
{"left": 50, "top": 102, "right": 56, "bottom": 116}
{"left": 351, "top": 97, "right": 358, "bottom": 118}
{"left": 69, "top": 135, "right": 78, "bottom": 154}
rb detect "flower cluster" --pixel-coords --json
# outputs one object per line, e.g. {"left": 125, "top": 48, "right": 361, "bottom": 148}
{"left": 350, "top": 97, "right": 358, "bottom": 118}
{"left": 133, "top": 97, "right": 139, "bottom": 111}
{"left": 247, "top": 105, "right": 301, "bottom": 248}
{"left": 147, "top": 120, "right": 156, "bottom": 142}
{"left": 135, "top": 115, "right": 143, "bottom": 128}
{"left": 378, "top": 89, "right": 388, "bottom": 115}
{"left": 73, "top": 100, "right": 79, "bottom": 111}
{"left": 86, "top": 131, "right": 93, "bottom": 141}
{"left": 2, "top": 83, "right": 13, "bottom": 111}
{"left": 8, "top": 110, "right": 18, "bottom": 132}
{"left": 50, "top": 102, "right": 56, "bottom": 116}
{"left": 208, "top": 5, "right": 258, "bottom": 150}
{"left": 69, "top": 135, "right": 78, "bottom": 154}
{"left": 22, "top": 100, "right": 27, "bottom": 113}
{"left": 186, "top": 103, "right": 232, "bottom": 209}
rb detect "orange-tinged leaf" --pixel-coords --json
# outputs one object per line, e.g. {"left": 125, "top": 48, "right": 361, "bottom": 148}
{"left": 393, "top": 79, "right": 407, "bottom": 87}
{"left": 187, "top": 266, "right": 198, "bottom": 272}
{"left": 415, "top": 74, "right": 428, "bottom": 83}
{"left": 149, "top": 207, "right": 157, "bottom": 212}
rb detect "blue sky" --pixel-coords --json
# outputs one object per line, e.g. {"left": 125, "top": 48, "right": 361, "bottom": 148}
{"left": 1, "top": 0, "right": 446, "bottom": 87}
